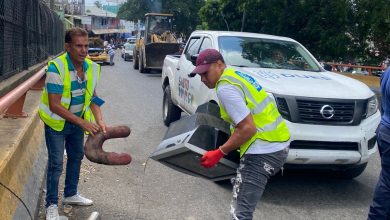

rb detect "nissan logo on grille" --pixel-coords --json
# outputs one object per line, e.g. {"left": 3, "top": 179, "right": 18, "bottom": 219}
{"left": 320, "top": 105, "right": 335, "bottom": 119}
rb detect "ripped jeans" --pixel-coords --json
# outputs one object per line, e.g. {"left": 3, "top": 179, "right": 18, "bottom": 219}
{"left": 230, "top": 147, "right": 289, "bottom": 220}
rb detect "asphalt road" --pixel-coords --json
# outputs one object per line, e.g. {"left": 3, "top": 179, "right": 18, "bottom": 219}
{"left": 39, "top": 52, "right": 382, "bottom": 220}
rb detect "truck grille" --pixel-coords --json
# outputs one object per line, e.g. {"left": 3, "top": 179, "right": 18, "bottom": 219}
{"left": 276, "top": 97, "right": 290, "bottom": 121}
{"left": 296, "top": 100, "right": 355, "bottom": 124}
{"left": 290, "top": 140, "right": 359, "bottom": 151}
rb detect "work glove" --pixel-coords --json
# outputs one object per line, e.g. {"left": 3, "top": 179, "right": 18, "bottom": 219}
{"left": 201, "top": 148, "right": 226, "bottom": 168}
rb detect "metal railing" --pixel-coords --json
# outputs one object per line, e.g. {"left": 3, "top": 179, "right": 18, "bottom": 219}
{"left": 326, "top": 63, "right": 386, "bottom": 76}
{"left": 0, "top": 66, "right": 46, "bottom": 118}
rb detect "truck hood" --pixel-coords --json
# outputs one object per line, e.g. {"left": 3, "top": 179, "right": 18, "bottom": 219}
{"left": 235, "top": 67, "right": 375, "bottom": 99}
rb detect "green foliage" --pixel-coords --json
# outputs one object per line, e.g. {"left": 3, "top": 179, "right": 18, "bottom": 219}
{"left": 353, "top": 0, "right": 390, "bottom": 63}
{"left": 118, "top": 0, "right": 204, "bottom": 37}
{"left": 117, "top": 0, "right": 389, "bottom": 63}
{"left": 199, "top": 0, "right": 390, "bottom": 63}
{"left": 117, "top": 0, "right": 148, "bottom": 22}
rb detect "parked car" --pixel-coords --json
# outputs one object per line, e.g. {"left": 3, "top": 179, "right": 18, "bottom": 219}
{"left": 161, "top": 30, "right": 380, "bottom": 179}
{"left": 126, "top": 36, "right": 136, "bottom": 44}
{"left": 87, "top": 48, "right": 109, "bottom": 65}
{"left": 122, "top": 43, "right": 135, "bottom": 61}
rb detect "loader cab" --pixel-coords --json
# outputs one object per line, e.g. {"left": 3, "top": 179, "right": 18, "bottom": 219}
{"left": 145, "top": 13, "right": 174, "bottom": 44}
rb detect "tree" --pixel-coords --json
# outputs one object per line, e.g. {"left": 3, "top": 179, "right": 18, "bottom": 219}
{"left": 351, "top": 0, "right": 390, "bottom": 64}
{"left": 199, "top": 0, "right": 242, "bottom": 31}
{"left": 118, "top": 0, "right": 204, "bottom": 37}
{"left": 163, "top": 0, "right": 204, "bottom": 37}
{"left": 199, "top": 0, "right": 361, "bottom": 62}
{"left": 117, "top": 0, "right": 148, "bottom": 21}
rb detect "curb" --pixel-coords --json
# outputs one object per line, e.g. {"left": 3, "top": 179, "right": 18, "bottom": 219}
{"left": 0, "top": 90, "right": 46, "bottom": 220}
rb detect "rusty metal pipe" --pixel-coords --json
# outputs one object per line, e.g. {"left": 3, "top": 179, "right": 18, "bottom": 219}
{"left": 84, "top": 125, "right": 132, "bottom": 165}
{"left": 0, "top": 67, "right": 46, "bottom": 115}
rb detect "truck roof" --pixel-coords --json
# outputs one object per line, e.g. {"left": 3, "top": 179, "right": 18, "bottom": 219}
{"left": 191, "top": 30, "right": 297, "bottom": 43}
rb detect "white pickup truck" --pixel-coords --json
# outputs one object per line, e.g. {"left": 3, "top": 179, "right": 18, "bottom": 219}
{"left": 161, "top": 31, "right": 380, "bottom": 178}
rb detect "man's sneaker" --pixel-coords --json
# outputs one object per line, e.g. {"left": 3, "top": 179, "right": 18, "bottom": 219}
{"left": 46, "top": 205, "right": 58, "bottom": 220}
{"left": 62, "top": 193, "right": 93, "bottom": 206}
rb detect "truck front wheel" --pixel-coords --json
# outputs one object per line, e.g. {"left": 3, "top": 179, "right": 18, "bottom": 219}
{"left": 133, "top": 49, "right": 139, "bottom": 69}
{"left": 139, "top": 51, "right": 151, "bottom": 73}
{"left": 163, "top": 85, "right": 181, "bottom": 126}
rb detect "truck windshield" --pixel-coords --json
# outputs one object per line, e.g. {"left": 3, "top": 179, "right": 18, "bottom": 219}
{"left": 218, "top": 36, "right": 321, "bottom": 72}
{"left": 148, "top": 16, "right": 172, "bottom": 35}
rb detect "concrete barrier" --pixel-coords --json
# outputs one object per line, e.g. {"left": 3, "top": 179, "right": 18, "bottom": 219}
{"left": 0, "top": 90, "right": 46, "bottom": 220}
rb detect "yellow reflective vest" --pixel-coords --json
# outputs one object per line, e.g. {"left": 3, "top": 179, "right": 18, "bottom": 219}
{"left": 38, "top": 53, "right": 100, "bottom": 131}
{"left": 216, "top": 68, "right": 290, "bottom": 157}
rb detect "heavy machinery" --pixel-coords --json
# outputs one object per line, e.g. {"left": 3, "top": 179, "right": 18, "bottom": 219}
{"left": 133, "top": 13, "right": 181, "bottom": 73}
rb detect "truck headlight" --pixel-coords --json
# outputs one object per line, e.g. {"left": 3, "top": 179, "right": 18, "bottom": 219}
{"left": 268, "top": 93, "right": 291, "bottom": 121}
{"left": 365, "top": 96, "right": 378, "bottom": 118}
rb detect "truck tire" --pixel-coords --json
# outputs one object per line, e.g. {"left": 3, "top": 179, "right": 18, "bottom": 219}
{"left": 139, "top": 50, "right": 151, "bottom": 73}
{"left": 139, "top": 51, "right": 145, "bottom": 73}
{"left": 163, "top": 85, "right": 181, "bottom": 126}
{"left": 334, "top": 163, "right": 367, "bottom": 179}
{"left": 133, "top": 49, "right": 139, "bottom": 69}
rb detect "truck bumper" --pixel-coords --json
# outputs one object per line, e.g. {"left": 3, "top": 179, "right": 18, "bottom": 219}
{"left": 285, "top": 111, "right": 380, "bottom": 166}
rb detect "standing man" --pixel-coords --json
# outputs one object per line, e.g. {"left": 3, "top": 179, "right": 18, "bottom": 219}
{"left": 189, "top": 49, "right": 290, "bottom": 220}
{"left": 368, "top": 67, "right": 390, "bottom": 219}
{"left": 107, "top": 45, "right": 115, "bottom": 66}
{"left": 39, "top": 27, "right": 106, "bottom": 220}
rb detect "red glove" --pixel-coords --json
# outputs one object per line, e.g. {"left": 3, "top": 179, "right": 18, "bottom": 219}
{"left": 201, "top": 148, "right": 226, "bottom": 168}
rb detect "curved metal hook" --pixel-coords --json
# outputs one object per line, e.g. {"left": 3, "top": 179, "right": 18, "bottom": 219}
{"left": 84, "top": 125, "right": 132, "bottom": 165}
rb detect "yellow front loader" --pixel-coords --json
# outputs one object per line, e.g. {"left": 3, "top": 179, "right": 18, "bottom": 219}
{"left": 133, "top": 13, "right": 181, "bottom": 73}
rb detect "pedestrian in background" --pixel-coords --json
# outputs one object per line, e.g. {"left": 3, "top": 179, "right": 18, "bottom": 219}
{"left": 368, "top": 67, "right": 390, "bottom": 219}
{"left": 189, "top": 49, "right": 290, "bottom": 220}
{"left": 39, "top": 27, "right": 106, "bottom": 220}
{"left": 107, "top": 45, "right": 115, "bottom": 66}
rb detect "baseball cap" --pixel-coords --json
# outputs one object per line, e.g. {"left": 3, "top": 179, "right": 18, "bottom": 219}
{"left": 189, "top": 49, "right": 224, "bottom": 77}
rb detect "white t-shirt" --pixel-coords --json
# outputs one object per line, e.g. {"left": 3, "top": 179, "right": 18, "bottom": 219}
{"left": 216, "top": 84, "right": 289, "bottom": 154}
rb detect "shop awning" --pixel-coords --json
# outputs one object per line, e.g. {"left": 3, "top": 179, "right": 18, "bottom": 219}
{"left": 91, "top": 29, "right": 130, "bottom": 35}
{"left": 92, "top": 29, "right": 118, "bottom": 35}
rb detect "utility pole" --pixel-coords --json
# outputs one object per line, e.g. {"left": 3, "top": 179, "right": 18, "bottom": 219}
{"left": 116, "top": 0, "right": 119, "bottom": 29}
{"left": 81, "top": 0, "right": 85, "bottom": 15}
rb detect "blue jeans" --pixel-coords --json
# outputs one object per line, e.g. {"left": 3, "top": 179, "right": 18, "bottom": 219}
{"left": 110, "top": 54, "right": 114, "bottom": 65}
{"left": 368, "top": 124, "right": 390, "bottom": 219}
{"left": 230, "top": 148, "right": 289, "bottom": 220}
{"left": 45, "top": 122, "right": 84, "bottom": 207}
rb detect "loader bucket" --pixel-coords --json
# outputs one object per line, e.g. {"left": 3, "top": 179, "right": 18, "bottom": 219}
{"left": 145, "top": 43, "right": 181, "bottom": 69}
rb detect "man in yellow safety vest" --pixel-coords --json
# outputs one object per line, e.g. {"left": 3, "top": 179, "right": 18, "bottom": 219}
{"left": 38, "top": 27, "right": 106, "bottom": 220}
{"left": 189, "top": 49, "right": 290, "bottom": 220}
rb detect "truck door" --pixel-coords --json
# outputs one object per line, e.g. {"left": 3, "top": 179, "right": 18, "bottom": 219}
{"left": 176, "top": 36, "right": 202, "bottom": 113}
{"left": 189, "top": 37, "right": 214, "bottom": 111}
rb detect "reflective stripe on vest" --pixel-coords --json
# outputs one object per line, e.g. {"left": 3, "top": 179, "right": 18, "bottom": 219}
{"left": 82, "top": 59, "right": 100, "bottom": 124}
{"left": 38, "top": 53, "right": 100, "bottom": 131}
{"left": 216, "top": 68, "right": 290, "bottom": 157}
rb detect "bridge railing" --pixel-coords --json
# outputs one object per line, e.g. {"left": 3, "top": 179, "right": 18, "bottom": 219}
{"left": 325, "top": 62, "right": 386, "bottom": 76}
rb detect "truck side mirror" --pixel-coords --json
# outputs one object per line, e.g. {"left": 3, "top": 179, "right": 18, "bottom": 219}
{"left": 190, "top": 54, "right": 198, "bottom": 66}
